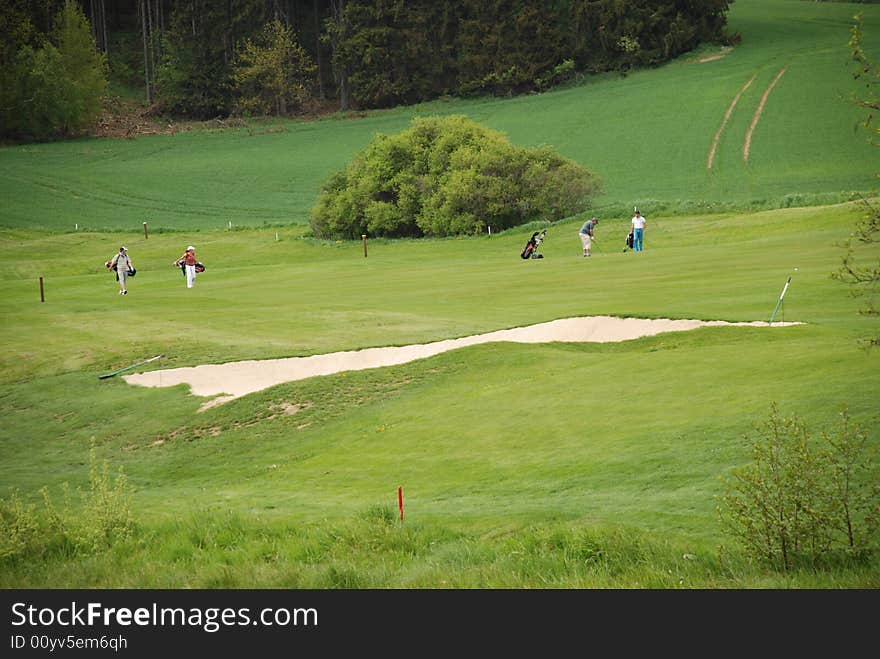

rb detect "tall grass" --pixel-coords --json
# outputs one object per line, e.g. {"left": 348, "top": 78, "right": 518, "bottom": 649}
{"left": 3, "top": 508, "right": 877, "bottom": 588}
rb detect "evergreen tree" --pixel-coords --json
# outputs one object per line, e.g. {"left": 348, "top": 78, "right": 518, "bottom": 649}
{"left": 156, "top": 0, "right": 268, "bottom": 118}
{"left": 54, "top": 0, "right": 108, "bottom": 135}
{"left": 1, "top": 0, "right": 107, "bottom": 141}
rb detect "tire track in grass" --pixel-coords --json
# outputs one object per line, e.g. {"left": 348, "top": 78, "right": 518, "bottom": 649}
{"left": 707, "top": 74, "right": 757, "bottom": 169}
{"left": 3, "top": 171, "right": 281, "bottom": 219}
{"left": 743, "top": 67, "right": 787, "bottom": 164}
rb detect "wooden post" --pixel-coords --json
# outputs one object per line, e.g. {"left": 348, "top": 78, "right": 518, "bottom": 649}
{"left": 398, "top": 486, "right": 404, "bottom": 521}
{"left": 143, "top": 221, "right": 148, "bottom": 239}
{"left": 39, "top": 276, "right": 44, "bottom": 303}
{"left": 362, "top": 234, "right": 368, "bottom": 258}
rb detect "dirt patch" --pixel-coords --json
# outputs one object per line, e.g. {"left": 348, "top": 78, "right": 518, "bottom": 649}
{"left": 124, "top": 316, "right": 801, "bottom": 410}
{"left": 271, "top": 401, "right": 314, "bottom": 416}
{"left": 699, "top": 46, "right": 733, "bottom": 64}
{"left": 92, "top": 96, "right": 338, "bottom": 140}
{"left": 94, "top": 96, "right": 186, "bottom": 139}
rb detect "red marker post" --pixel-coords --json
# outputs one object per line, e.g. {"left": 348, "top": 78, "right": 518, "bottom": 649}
{"left": 398, "top": 486, "right": 404, "bottom": 522}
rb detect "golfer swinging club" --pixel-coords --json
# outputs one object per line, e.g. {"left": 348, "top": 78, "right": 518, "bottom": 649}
{"left": 578, "top": 217, "right": 599, "bottom": 257}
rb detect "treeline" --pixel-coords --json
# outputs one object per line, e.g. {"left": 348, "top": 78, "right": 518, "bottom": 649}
{"left": 1, "top": 0, "right": 733, "bottom": 139}
{"left": 334, "top": 0, "right": 733, "bottom": 108}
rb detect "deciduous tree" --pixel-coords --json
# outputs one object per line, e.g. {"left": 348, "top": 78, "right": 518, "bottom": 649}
{"left": 311, "top": 115, "right": 600, "bottom": 239}
{"left": 835, "top": 13, "right": 880, "bottom": 348}
{"left": 232, "top": 18, "right": 316, "bottom": 116}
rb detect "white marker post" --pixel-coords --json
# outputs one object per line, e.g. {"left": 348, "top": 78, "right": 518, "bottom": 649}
{"left": 769, "top": 276, "right": 791, "bottom": 324}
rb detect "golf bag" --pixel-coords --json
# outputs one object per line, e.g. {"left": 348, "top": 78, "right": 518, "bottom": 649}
{"left": 623, "top": 230, "right": 634, "bottom": 253}
{"left": 179, "top": 262, "right": 206, "bottom": 275}
{"left": 521, "top": 229, "right": 546, "bottom": 259}
{"left": 106, "top": 260, "right": 135, "bottom": 281}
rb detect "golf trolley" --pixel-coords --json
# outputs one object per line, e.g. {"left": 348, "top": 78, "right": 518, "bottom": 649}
{"left": 521, "top": 229, "right": 547, "bottom": 259}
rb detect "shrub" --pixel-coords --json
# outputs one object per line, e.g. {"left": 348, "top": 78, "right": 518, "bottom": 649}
{"left": 67, "top": 442, "right": 136, "bottom": 551}
{"left": 719, "top": 404, "right": 879, "bottom": 571}
{"left": 310, "top": 115, "right": 600, "bottom": 238}
{"left": 823, "top": 407, "right": 880, "bottom": 553}
{"left": 0, "top": 442, "right": 136, "bottom": 561}
{"left": 536, "top": 59, "right": 577, "bottom": 92}
{"left": 0, "top": 490, "right": 41, "bottom": 561}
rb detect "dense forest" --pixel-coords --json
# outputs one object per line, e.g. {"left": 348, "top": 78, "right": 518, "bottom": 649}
{"left": 0, "top": 0, "right": 734, "bottom": 140}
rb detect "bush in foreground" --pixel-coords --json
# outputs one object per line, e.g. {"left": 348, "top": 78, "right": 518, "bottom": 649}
{"left": 719, "top": 404, "right": 879, "bottom": 571}
{"left": 0, "top": 442, "right": 134, "bottom": 562}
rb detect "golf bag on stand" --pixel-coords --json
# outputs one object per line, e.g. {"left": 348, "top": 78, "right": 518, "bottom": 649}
{"left": 521, "top": 229, "right": 547, "bottom": 259}
{"left": 623, "top": 230, "right": 634, "bottom": 253}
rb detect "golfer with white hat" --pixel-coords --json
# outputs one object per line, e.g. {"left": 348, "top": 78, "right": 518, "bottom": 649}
{"left": 173, "top": 245, "right": 199, "bottom": 288}
{"left": 107, "top": 245, "right": 133, "bottom": 295}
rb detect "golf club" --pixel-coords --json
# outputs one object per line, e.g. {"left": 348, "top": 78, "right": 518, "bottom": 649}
{"left": 99, "top": 354, "right": 164, "bottom": 380}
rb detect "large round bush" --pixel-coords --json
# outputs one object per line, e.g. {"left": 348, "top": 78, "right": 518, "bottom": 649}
{"left": 310, "top": 115, "right": 600, "bottom": 238}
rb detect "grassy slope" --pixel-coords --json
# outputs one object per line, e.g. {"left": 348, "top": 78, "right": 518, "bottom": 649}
{"left": 0, "top": 203, "right": 877, "bottom": 586}
{"left": 0, "top": 0, "right": 878, "bottom": 232}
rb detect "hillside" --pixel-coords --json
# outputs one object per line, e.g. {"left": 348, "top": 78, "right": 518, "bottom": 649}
{"left": 1, "top": 0, "right": 877, "bottom": 232}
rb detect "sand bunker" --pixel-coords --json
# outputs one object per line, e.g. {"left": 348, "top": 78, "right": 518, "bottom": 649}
{"left": 123, "top": 316, "right": 799, "bottom": 410}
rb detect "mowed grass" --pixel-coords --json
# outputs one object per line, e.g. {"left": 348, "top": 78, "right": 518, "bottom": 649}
{"left": 1, "top": 0, "right": 879, "bottom": 587}
{"left": 0, "top": 201, "right": 878, "bottom": 587}
{"left": 0, "top": 0, "right": 878, "bottom": 232}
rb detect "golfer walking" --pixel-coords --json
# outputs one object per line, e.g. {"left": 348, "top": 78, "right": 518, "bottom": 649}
{"left": 173, "top": 245, "right": 198, "bottom": 288}
{"left": 631, "top": 209, "right": 646, "bottom": 252}
{"left": 578, "top": 217, "right": 599, "bottom": 257}
{"left": 107, "top": 246, "right": 133, "bottom": 295}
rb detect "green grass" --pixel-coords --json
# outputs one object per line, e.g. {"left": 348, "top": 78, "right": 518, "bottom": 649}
{"left": 0, "top": 0, "right": 878, "bottom": 588}
{"left": 0, "top": 201, "right": 878, "bottom": 587}
{"left": 0, "top": 0, "right": 877, "bottom": 232}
